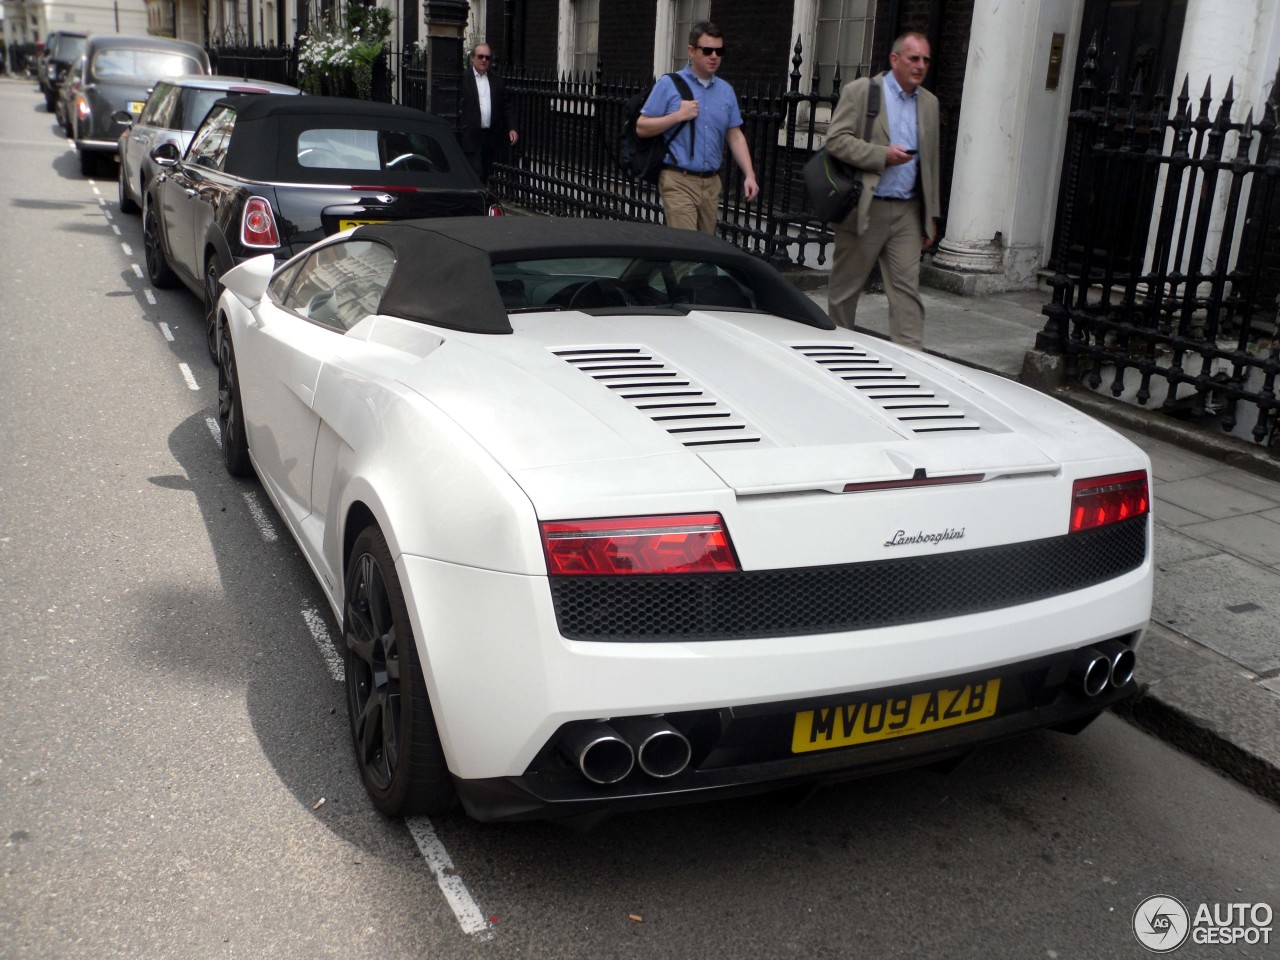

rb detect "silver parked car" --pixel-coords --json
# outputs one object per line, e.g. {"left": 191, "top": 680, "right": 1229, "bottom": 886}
{"left": 116, "top": 75, "right": 300, "bottom": 214}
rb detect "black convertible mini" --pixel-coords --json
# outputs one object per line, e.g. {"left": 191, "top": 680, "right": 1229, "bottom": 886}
{"left": 143, "top": 95, "right": 500, "bottom": 362}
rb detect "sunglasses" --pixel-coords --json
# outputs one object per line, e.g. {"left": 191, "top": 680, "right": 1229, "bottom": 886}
{"left": 695, "top": 45, "right": 725, "bottom": 56}
{"left": 473, "top": 53, "right": 492, "bottom": 61}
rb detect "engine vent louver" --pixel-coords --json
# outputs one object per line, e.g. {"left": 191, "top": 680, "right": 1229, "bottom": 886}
{"left": 553, "top": 347, "right": 763, "bottom": 447}
{"left": 791, "top": 343, "right": 981, "bottom": 433}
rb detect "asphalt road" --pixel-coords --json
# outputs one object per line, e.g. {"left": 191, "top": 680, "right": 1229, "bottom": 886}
{"left": 2, "top": 77, "right": 1278, "bottom": 960}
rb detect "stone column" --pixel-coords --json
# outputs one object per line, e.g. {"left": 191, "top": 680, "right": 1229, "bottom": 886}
{"left": 928, "top": 0, "right": 1083, "bottom": 294}
{"left": 423, "top": 0, "right": 468, "bottom": 119}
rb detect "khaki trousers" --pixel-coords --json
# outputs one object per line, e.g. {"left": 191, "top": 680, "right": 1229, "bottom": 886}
{"left": 828, "top": 197, "right": 926, "bottom": 351}
{"left": 658, "top": 168, "right": 722, "bottom": 235}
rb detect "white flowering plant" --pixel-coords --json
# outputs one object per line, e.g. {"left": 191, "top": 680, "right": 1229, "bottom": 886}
{"left": 298, "top": 5, "right": 391, "bottom": 99}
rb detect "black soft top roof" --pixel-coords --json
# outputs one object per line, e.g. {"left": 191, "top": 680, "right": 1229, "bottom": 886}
{"left": 356, "top": 217, "right": 836, "bottom": 334}
{"left": 217, "top": 95, "right": 476, "bottom": 186}
{"left": 231, "top": 94, "right": 452, "bottom": 124}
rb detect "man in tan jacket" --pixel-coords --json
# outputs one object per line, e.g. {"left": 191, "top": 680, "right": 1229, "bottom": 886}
{"left": 824, "top": 32, "right": 940, "bottom": 350}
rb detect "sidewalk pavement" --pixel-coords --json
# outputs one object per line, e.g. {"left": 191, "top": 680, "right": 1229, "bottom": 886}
{"left": 804, "top": 282, "right": 1280, "bottom": 807}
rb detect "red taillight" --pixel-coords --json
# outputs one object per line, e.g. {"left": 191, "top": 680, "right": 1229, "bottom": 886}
{"left": 241, "top": 197, "right": 280, "bottom": 248}
{"left": 541, "top": 513, "right": 739, "bottom": 575}
{"left": 1069, "top": 470, "right": 1149, "bottom": 532}
{"left": 487, "top": 203, "right": 505, "bottom": 216}
{"left": 76, "top": 95, "right": 90, "bottom": 120}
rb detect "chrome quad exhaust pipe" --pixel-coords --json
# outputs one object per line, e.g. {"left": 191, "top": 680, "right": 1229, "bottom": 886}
{"left": 1099, "top": 638, "right": 1137, "bottom": 688}
{"left": 1072, "top": 647, "right": 1112, "bottom": 698}
{"left": 562, "top": 722, "right": 635, "bottom": 784}
{"left": 616, "top": 717, "right": 692, "bottom": 778}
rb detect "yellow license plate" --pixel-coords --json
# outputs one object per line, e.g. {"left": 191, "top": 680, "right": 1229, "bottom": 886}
{"left": 128, "top": 101, "right": 146, "bottom": 114}
{"left": 338, "top": 218, "right": 387, "bottom": 230}
{"left": 792, "top": 678, "right": 1001, "bottom": 752}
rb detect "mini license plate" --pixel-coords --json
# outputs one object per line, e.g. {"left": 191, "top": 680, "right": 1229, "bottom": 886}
{"left": 128, "top": 101, "right": 146, "bottom": 115}
{"left": 338, "top": 218, "right": 387, "bottom": 230}
{"left": 792, "top": 678, "right": 1001, "bottom": 753}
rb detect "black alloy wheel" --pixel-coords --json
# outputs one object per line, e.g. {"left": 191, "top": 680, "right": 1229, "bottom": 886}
{"left": 118, "top": 160, "right": 139, "bottom": 214}
{"left": 143, "top": 199, "right": 177, "bottom": 288}
{"left": 344, "top": 527, "right": 455, "bottom": 817}
{"left": 204, "top": 255, "right": 222, "bottom": 364}
{"left": 217, "top": 332, "right": 253, "bottom": 478}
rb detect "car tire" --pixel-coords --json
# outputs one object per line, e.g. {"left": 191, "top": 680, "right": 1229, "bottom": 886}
{"left": 217, "top": 332, "right": 254, "bottom": 478}
{"left": 204, "top": 254, "right": 223, "bottom": 364}
{"left": 344, "top": 526, "right": 456, "bottom": 818}
{"left": 118, "top": 160, "right": 139, "bottom": 215}
{"left": 45, "top": 92, "right": 56, "bottom": 112}
{"left": 143, "top": 199, "right": 178, "bottom": 289}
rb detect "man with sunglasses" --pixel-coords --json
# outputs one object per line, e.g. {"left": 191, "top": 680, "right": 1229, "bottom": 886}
{"left": 636, "top": 21, "right": 759, "bottom": 234}
{"left": 825, "top": 32, "right": 940, "bottom": 351}
{"left": 457, "top": 42, "right": 518, "bottom": 183}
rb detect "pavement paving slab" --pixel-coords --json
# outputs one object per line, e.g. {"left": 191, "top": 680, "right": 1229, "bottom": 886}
{"left": 802, "top": 280, "right": 1280, "bottom": 808}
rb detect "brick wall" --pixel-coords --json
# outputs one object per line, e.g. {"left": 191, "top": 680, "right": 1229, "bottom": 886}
{"left": 597, "top": 6, "right": 657, "bottom": 77}
{"left": 705, "top": 1, "right": 795, "bottom": 89}
{"left": 519, "top": 1, "right": 561, "bottom": 72}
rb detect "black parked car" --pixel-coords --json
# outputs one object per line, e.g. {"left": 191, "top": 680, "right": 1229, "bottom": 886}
{"left": 143, "top": 95, "right": 502, "bottom": 362}
{"left": 38, "top": 30, "right": 87, "bottom": 112}
{"left": 71, "top": 34, "right": 210, "bottom": 176}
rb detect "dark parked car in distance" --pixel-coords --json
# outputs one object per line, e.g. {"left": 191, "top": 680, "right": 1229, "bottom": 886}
{"left": 144, "top": 95, "right": 502, "bottom": 362}
{"left": 39, "top": 30, "right": 87, "bottom": 112}
{"left": 54, "top": 54, "right": 85, "bottom": 136}
{"left": 116, "top": 75, "right": 301, "bottom": 215}
{"left": 72, "top": 34, "right": 210, "bottom": 176}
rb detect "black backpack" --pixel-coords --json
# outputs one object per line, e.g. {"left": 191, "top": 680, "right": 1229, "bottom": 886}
{"left": 617, "top": 72, "right": 696, "bottom": 184}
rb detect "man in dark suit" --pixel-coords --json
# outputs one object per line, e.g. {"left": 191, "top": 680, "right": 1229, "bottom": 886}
{"left": 457, "top": 43, "right": 518, "bottom": 183}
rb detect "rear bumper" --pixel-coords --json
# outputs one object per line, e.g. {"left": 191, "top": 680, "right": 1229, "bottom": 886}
{"left": 452, "top": 653, "right": 1137, "bottom": 823}
{"left": 76, "top": 139, "right": 119, "bottom": 154}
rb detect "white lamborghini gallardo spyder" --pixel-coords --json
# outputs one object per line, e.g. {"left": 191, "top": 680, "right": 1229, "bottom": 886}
{"left": 214, "top": 217, "right": 1153, "bottom": 823}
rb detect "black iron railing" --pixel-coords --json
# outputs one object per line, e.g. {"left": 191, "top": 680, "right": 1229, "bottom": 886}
{"left": 208, "top": 38, "right": 857, "bottom": 267}
{"left": 1042, "top": 35, "right": 1280, "bottom": 448}
{"left": 499, "top": 39, "right": 851, "bottom": 266}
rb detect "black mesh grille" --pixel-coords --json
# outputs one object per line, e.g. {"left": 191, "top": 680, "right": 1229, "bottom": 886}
{"left": 549, "top": 517, "right": 1147, "bottom": 641}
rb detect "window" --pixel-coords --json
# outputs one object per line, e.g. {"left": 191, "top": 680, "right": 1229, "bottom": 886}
{"left": 667, "top": 0, "right": 711, "bottom": 73}
{"left": 282, "top": 240, "right": 397, "bottom": 331}
{"left": 140, "top": 82, "right": 180, "bottom": 128}
{"left": 186, "top": 104, "right": 237, "bottom": 171}
{"left": 791, "top": 0, "right": 876, "bottom": 95}
{"left": 491, "top": 257, "right": 757, "bottom": 312}
{"left": 557, "top": 0, "right": 599, "bottom": 77}
{"left": 91, "top": 48, "right": 203, "bottom": 81}
{"left": 294, "top": 128, "right": 451, "bottom": 173}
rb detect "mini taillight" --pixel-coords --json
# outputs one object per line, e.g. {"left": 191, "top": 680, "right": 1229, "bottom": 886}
{"left": 1069, "top": 470, "right": 1149, "bottom": 532}
{"left": 541, "top": 513, "right": 739, "bottom": 575}
{"left": 487, "top": 203, "right": 505, "bottom": 216}
{"left": 241, "top": 197, "right": 280, "bottom": 248}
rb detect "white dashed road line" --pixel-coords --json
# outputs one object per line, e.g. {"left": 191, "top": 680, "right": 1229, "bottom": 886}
{"left": 178, "top": 362, "right": 200, "bottom": 390}
{"left": 122, "top": 172, "right": 490, "bottom": 943}
{"left": 300, "top": 607, "right": 344, "bottom": 682}
{"left": 240, "top": 490, "right": 279, "bottom": 542}
{"left": 405, "top": 817, "right": 494, "bottom": 940}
